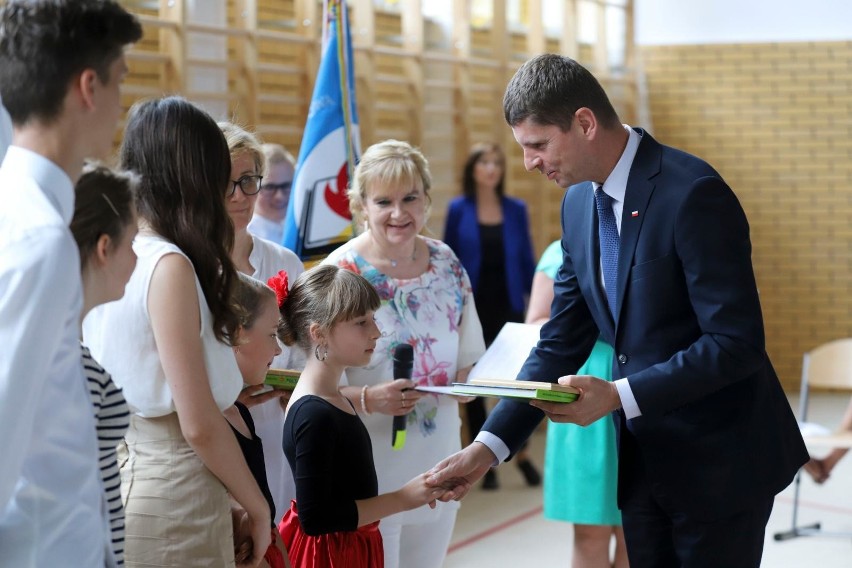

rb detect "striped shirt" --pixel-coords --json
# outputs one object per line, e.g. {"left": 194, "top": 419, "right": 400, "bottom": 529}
{"left": 82, "top": 344, "right": 130, "bottom": 566}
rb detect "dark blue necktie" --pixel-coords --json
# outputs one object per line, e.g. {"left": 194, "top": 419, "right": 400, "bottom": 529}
{"left": 595, "top": 187, "right": 619, "bottom": 318}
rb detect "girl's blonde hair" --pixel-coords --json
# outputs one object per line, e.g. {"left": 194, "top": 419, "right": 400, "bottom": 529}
{"left": 232, "top": 272, "right": 277, "bottom": 331}
{"left": 347, "top": 139, "right": 432, "bottom": 226}
{"left": 278, "top": 265, "right": 380, "bottom": 353}
{"left": 218, "top": 121, "right": 265, "bottom": 174}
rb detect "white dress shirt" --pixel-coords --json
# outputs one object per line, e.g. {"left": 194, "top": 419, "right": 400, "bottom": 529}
{"left": 597, "top": 126, "right": 642, "bottom": 420}
{"left": 0, "top": 146, "right": 107, "bottom": 566}
{"left": 475, "top": 126, "right": 644, "bottom": 464}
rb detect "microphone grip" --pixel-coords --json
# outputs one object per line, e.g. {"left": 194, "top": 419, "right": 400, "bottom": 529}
{"left": 392, "top": 415, "right": 406, "bottom": 440}
{"left": 391, "top": 344, "right": 414, "bottom": 450}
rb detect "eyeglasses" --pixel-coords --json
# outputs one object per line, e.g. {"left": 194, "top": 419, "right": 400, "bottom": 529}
{"left": 227, "top": 174, "right": 263, "bottom": 197}
{"left": 261, "top": 181, "right": 292, "bottom": 195}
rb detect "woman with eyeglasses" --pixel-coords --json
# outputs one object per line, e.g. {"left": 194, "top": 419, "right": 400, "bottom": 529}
{"left": 248, "top": 143, "right": 296, "bottom": 244}
{"left": 219, "top": 122, "right": 305, "bottom": 525}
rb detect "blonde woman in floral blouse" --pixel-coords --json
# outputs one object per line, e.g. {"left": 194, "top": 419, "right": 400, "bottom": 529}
{"left": 323, "top": 139, "right": 485, "bottom": 568}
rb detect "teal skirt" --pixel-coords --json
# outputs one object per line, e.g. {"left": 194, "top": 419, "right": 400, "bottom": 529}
{"left": 543, "top": 340, "right": 621, "bottom": 526}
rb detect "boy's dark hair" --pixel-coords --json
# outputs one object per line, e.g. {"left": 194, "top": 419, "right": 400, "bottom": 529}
{"left": 0, "top": 0, "right": 142, "bottom": 125}
{"left": 70, "top": 162, "right": 138, "bottom": 269}
{"left": 503, "top": 54, "right": 620, "bottom": 132}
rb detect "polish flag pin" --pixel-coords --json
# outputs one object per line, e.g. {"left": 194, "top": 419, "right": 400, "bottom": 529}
{"left": 631, "top": 210, "right": 639, "bottom": 217}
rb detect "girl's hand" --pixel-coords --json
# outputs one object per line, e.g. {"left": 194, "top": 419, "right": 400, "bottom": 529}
{"left": 398, "top": 473, "right": 448, "bottom": 511}
{"left": 365, "top": 379, "right": 424, "bottom": 416}
{"left": 234, "top": 505, "right": 272, "bottom": 568}
{"left": 279, "top": 390, "right": 293, "bottom": 411}
{"left": 236, "top": 385, "right": 289, "bottom": 409}
{"left": 231, "top": 506, "right": 252, "bottom": 564}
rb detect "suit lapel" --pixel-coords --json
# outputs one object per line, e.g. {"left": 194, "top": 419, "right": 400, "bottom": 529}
{"left": 614, "top": 130, "right": 661, "bottom": 325}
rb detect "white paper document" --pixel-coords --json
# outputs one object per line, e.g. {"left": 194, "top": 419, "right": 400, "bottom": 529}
{"left": 467, "top": 322, "right": 543, "bottom": 383}
{"left": 414, "top": 385, "right": 456, "bottom": 395}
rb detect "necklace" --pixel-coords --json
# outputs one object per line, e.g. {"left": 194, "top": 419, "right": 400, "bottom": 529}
{"left": 385, "top": 239, "right": 418, "bottom": 268}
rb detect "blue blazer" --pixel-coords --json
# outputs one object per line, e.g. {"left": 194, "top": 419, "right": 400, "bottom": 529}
{"left": 443, "top": 196, "right": 535, "bottom": 315}
{"left": 483, "top": 129, "right": 807, "bottom": 521}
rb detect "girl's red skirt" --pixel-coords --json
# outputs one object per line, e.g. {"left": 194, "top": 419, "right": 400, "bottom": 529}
{"left": 278, "top": 501, "right": 384, "bottom": 568}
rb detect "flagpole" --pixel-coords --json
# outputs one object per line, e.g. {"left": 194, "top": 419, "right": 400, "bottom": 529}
{"left": 336, "top": 0, "right": 357, "bottom": 192}
{"left": 282, "top": 0, "right": 361, "bottom": 258}
{"left": 321, "top": 0, "right": 330, "bottom": 57}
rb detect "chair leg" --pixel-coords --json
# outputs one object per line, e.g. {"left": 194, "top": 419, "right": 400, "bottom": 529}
{"left": 774, "top": 522, "right": 822, "bottom": 541}
{"left": 773, "top": 469, "right": 821, "bottom": 541}
{"left": 773, "top": 469, "right": 851, "bottom": 541}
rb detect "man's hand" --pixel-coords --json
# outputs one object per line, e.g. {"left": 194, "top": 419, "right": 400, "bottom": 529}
{"left": 426, "top": 442, "right": 496, "bottom": 501}
{"left": 530, "top": 374, "right": 621, "bottom": 426}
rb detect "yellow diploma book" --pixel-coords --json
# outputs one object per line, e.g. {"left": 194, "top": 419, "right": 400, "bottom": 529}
{"left": 452, "top": 378, "right": 579, "bottom": 403}
{"left": 263, "top": 368, "right": 300, "bottom": 390}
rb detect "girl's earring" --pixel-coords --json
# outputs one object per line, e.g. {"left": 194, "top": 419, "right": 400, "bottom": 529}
{"left": 314, "top": 344, "right": 328, "bottom": 362}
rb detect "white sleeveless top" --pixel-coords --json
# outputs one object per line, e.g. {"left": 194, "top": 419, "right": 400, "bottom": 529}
{"left": 83, "top": 235, "right": 241, "bottom": 417}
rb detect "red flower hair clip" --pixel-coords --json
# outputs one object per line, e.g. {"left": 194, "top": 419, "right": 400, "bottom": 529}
{"left": 267, "top": 270, "right": 289, "bottom": 309}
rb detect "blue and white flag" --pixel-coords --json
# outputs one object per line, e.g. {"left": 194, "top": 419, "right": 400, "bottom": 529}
{"left": 282, "top": 0, "right": 360, "bottom": 260}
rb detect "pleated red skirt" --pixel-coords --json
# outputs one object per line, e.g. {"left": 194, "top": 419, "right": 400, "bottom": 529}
{"left": 278, "top": 501, "right": 384, "bottom": 568}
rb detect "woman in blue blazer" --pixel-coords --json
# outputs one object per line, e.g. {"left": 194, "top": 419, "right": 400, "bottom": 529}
{"left": 443, "top": 143, "right": 538, "bottom": 489}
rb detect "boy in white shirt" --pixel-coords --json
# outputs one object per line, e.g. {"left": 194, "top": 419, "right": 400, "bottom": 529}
{"left": 0, "top": 2, "right": 141, "bottom": 565}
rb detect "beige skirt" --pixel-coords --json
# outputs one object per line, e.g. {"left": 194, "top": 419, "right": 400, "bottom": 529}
{"left": 119, "top": 413, "right": 235, "bottom": 567}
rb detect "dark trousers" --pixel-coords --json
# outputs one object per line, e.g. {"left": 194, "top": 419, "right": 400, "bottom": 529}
{"left": 620, "top": 430, "right": 774, "bottom": 568}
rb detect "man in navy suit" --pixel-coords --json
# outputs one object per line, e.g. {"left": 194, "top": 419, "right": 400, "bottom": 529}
{"left": 428, "top": 54, "right": 807, "bottom": 567}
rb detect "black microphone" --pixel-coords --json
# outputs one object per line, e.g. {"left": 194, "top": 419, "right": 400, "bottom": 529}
{"left": 391, "top": 343, "right": 414, "bottom": 450}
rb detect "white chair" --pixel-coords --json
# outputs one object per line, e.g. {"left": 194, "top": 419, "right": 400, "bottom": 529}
{"left": 774, "top": 338, "right": 852, "bottom": 542}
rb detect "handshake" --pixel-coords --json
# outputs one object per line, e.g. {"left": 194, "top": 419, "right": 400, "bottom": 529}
{"left": 388, "top": 442, "right": 500, "bottom": 514}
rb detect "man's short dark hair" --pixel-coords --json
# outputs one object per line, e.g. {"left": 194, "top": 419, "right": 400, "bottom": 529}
{"left": 0, "top": 0, "right": 142, "bottom": 126}
{"left": 503, "top": 54, "right": 620, "bottom": 131}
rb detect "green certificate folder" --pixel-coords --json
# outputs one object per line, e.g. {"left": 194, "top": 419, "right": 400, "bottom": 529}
{"left": 452, "top": 379, "right": 579, "bottom": 403}
{"left": 264, "top": 368, "right": 300, "bottom": 390}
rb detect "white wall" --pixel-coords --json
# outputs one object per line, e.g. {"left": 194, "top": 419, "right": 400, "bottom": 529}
{"left": 635, "top": 0, "right": 852, "bottom": 45}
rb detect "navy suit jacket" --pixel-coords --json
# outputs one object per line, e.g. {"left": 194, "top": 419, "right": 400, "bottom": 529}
{"left": 483, "top": 129, "right": 807, "bottom": 521}
{"left": 443, "top": 195, "right": 535, "bottom": 314}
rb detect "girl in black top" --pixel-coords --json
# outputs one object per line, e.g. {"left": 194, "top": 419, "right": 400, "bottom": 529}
{"left": 271, "top": 265, "right": 445, "bottom": 568}
{"left": 226, "top": 273, "right": 292, "bottom": 568}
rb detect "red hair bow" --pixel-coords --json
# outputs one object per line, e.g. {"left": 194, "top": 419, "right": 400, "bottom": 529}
{"left": 267, "top": 270, "right": 289, "bottom": 309}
